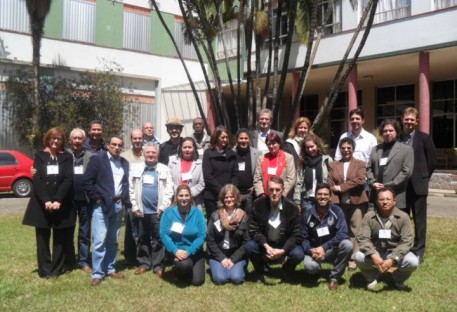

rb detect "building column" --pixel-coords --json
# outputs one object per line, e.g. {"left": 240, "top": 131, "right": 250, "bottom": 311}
{"left": 348, "top": 65, "right": 358, "bottom": 129}
{"left": 419, "top": 52, "right": 431, "bottom": 134}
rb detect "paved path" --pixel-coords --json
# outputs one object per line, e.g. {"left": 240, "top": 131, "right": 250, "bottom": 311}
{"left": 1, "top": 193, "right": 457, "bottom": 218}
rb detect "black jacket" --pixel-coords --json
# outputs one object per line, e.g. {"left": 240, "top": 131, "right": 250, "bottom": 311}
{"left": 202, "top": 147, "right": 238, "bottom": 200}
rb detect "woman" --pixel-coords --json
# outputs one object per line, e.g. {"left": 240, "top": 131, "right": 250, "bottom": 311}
{"left": 327, "top": 137, "right": 368, "bottom": 270}
{"left": 284, "top": 117, "right": 312, "bottom": 167}
{"left": 23, "top": 127, "right": 75, "bottom": 278}
{"left": 202, "top": 126, "right": 238, "bottom": 221}
{"left": 253, "top": 132, "right": 296, "bottom": 197}
{"left": 168, "top": 137, "right": 205, "bottom": 209}
{"left": 160, "top": 185, "right": 206, "bottom": 286}
{"left": 294, "top": 134, "right": 333, "bottom": 212}
{"left": 207, "top": 184, "right": 249, "bottom": 285}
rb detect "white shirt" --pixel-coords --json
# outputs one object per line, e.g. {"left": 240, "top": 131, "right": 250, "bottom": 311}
{"left": 334, "top": 128, "right": 378, "bottom": 165}
{"left": 108, "top": 152, "right": 125, "bottom": 197}
{"left": 257, "top": 130, "right": 271, "bottom": 155}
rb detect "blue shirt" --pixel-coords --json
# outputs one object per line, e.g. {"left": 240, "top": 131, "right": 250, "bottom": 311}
{"left": 142, "top": 166, "right": 159, "bottom": 214}
{"left": 108, "top": 152, "right": 124, "bottom": 197}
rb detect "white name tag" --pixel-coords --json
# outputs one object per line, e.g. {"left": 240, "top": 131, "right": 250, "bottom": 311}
{"left": 267, "top": 167, "right": 277, "bottom": 175}
{"left": 74, "top": 165, "right": 83, "bottom": 175}
{"left": 171, "top": 222, "right": 184, "bottom": 234}
{"left": 131, "top": 163, "right": 143, "bottom": 178}
{"left": 181, "top": 172, "right": 192, "bottom": 181}
{"left": 238, "top": 162, "right": 246, "bottom": 171}
{"left": 198, "top": 148, "right": 204, "bottom": 156}
{"left": 379, "top": 229, "right": 391, "bottom": 239}
{"left": 268, "top": 216, "right": 281, "bottom": 229}
{"left": 143, "top": 175, "right": 155, "bottom": 185}
{"left": 317, "top": 226, "right": 330, "bottom": 237}
{"left": 379, "top": 157, "right": 388, "bottom": 166}
{"left": 47, "top": 165, "right": 59, "bottom": 175}
{"left": 214, "top": 219, "right": 222, "bottom": 232}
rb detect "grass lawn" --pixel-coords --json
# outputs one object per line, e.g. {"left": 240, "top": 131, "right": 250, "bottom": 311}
{"left": 1, "top": 215, "right": 456, "bottom": 312}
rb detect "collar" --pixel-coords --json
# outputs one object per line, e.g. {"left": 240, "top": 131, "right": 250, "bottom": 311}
{"left": 107, "top": 151, "right": 120, "bottom": 161}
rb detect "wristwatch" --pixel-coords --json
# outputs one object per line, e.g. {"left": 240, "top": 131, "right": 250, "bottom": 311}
{"left": 392, "top": 256, "right": 400, "bottom": 265}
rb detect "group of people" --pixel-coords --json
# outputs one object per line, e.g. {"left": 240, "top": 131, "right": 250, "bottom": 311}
{"left": 22, "top": 105, "right": 436, "bottom": 290}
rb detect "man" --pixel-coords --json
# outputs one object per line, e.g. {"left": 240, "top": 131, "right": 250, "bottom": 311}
{"left": 158, "top": 117, "right": 184, "bottom": 165}
{"left": 121, "top": 129, "right": 145, "bottom": 264}
{"left": 143, "top": 122, "right": 160, "bottom": 145}
{"left": 301, "top": 183, "right": 352, "bottom": 290}
{"left": 83, "top": 120, "right": 107, "bottom": 153}
{"left": 83, "top": 136, "right": 131, "bottom": 286}
{"left": 250, "top": 109, "right": 282, "bottom": 155}
{"left": 400, "top": 107, "right": 436, "bottom": 263}
{"left": 246, "top": 176, "right": 304, "bottom": 282}
{"left": 130, "top": 143, "right": 174, "bottom": 277}
{"left": 334, "top": 107, "right": 378, "bottom": 165}
{"left": 367, "top": 119, "right": 414, "bottom": 210}
{"left": 234, "top": 129, "right": 262, "bottom": 214}
{"left": 191, "top": 117, "right": 210, "bottom": 158}
{"left": 68, "top": 128, "right": 94, "bottom": 273}
{"left": 355, "top": 187, "right": 419, "bottom": 290}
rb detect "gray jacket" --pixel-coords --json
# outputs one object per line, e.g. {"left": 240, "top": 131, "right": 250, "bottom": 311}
{"left": 168, "top": 155, "right": 205, "bottom": 206}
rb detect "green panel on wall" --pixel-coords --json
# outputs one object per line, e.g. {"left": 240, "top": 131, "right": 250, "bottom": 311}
{"left": 217, "top": 58, "right": 239, "bottom": 81}
{"left": 44, "top": 0, "right": 64, "bottom": 39}
{"left": 151, "top": 11, "right": 174, "bottom": 56}
{"left": 96, "top": 0, "right": 123, "bottom": 48}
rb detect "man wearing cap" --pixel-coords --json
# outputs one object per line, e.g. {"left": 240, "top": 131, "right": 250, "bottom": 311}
{"left": 158, "top": 117, "right": 185, "bottom": 165}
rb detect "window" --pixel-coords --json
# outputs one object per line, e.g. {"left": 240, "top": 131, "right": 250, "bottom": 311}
{"left": 319, "top": 0, "right": 342, "bottom": 35}
{"left": 434, "top": 0, "right": 457, "bottom": 9}
{"left": 432, "top": 80, "right": 457, "bottom": 148}
{"left": 376, "top": 84, "right": 414, "bottom": 126}
{"left": 175, "top": 22, "right": 198, "bottom": 60}
{"left": 123, "top": 8, "right": 151, "bottom": 52}
{"left": 0, "top": 0, "right": 29, "bottom": 33}
{"left": 217, "top": 20, "right": 240, "bottom": 60}
{"left": 0, "top": 152, "right": 17, "bottom": 166}
{"left": 63, "top": 0, "right": 96, "bottom": 43}
{"left": 300, "top": 95, "right": 319, "bottom": 121}
{"left": 263, "top": 9, "right": 293, "bottom": 47}
{"left": 363, "top": 0, "right": 411, "bottom": 24}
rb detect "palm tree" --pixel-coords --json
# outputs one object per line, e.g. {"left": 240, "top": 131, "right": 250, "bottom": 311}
{"left": 26, "top": 0, "right": 52, "bottom": 148}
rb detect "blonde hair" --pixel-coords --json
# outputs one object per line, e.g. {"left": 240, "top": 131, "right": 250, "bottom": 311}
{"left": 288, "top": 117, "right": 312, "bottom": 139}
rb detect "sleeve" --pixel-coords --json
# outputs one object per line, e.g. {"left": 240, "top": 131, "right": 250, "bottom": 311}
{"left": 283, "top": 154, "right": 296, "bottom": 196}
{"left": 189, "top": 162, "right": 205, "bottom": 198}
{"left": 230, "top": 154, "right": 239, "bottom": 187}
{"left": 366, "top": 149, "right": 377, "bottom": 186}
{"left": 425, "top": 134, "right": 437, "bottom": 177}
{"left": 53, "top": 154, "right": 74, "bottom": 202}
{"left": 282, "top": 209, "right": 303, "bottom": 252}
{"left": 301, "top": 212, "right": 313, "bottom": 256}
{"left": 202, "top": 150, "right": 222, "bottom": 194}
{"left": 357, "top": 213, "right": 376, "bottom": 257}
{"left": 252, "top": 156, "right": 265, "bottom": 196}
{"left": 384, "top": 145, "right": 414, "bottom": 188}
{"left": 206, "top": 216, "right": 227, "bottom": 262}
{"left": 82, "top": 156, "right": 101, "bottom": 203}
{"left": 229, "top": 216, "right": 249, "bottom": 263}
{"left": 391, "top": 215, "right": 414, "bottom": 261}
{"left": 339, "top": 161, "right": 367, "bottom": 192}
{"left": 321, "top": 207, "right": 349, "bottom": 251}
{"left": 32, "top": 153, "right": 50, "bottom": 204}
{"left": 248, "top": 206, "right": 267, "bottom": 246}
{"left": 129, "top": 176, "right": 140, "bottom": 214}
{"left": 159, "top": 208, "right": 179, "bottom": 255}
{"left": 185, "top": 209, "right": 207, "bottom": 256}
{"left": 159, "top": 167, "right": 174, "bottom": 212}
{"left": 293, "top": 166, "right": 303, "bottom": 204}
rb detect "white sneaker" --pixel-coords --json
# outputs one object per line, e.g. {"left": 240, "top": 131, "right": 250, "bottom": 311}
{"left": 367, "top": 279, "right": 378, "bottom": 290}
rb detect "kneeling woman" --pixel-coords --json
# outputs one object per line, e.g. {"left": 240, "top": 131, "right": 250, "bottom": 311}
{"left": 207, "top": 184, "right": 249, "bottom": 285}
{"left": 160, "top": 185, "right": 206, "bottom": 286}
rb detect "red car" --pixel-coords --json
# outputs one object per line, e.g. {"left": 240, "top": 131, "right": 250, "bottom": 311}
{"left": 0, "top": 150, "right": 34, "bottom": 197}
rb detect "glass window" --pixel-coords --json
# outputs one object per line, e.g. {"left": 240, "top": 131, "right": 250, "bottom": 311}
{"left": 376, "top": 84, "right": 414, "bottom": 126}
{"left": 123, "top": 9, "right": 151, "bottom": 52}
{"left": 63, "top": 0, "right": 96, "bottom": 43}
{"left": 432, "top": 80, "right": 457, "bottom": 148}
{"left": 363, "top": 0, "right": 411, "bottom": 24}
{"left": 216, "top": 20, "right": 240, "bottom": 60}
{"left": 0, "top": 0, "right": 29, "bottom": 33}
{"left": 300, "top": 95, "right": 319, "bottom": 121}
{"left": 319, "top": 0, "right": 342, "bottom": 35}
{"left": 434, "top": 0, "right": 457, "bottom": 9}
{"left": 0, "top": 152, "right": 17, "bottom": 166}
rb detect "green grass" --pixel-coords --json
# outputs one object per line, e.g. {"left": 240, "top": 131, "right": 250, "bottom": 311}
{"left": 1, "top": 215, "right": 456, "bottom": 312}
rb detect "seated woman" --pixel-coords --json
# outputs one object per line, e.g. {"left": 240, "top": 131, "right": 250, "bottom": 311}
{"left": 207, "top": 184, "right": 249, "bottom": 285}
{"left": 253, "top": 132, "right": 296, "bottom": 198}
{"left": 160, "top": 185, "right": 206, "bottom": 286}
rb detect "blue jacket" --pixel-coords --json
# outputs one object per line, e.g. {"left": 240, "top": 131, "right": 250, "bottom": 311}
{"left": 82, "top": 151, "right": 131, "bottom": 213}
{"left": 301, "top": 203, "right": 349, "bottom": 256}
{"left": 160, "top": 206, "right": 206, "bottom": 256}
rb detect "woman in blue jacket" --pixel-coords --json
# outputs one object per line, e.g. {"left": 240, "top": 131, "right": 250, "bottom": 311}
{"left": 160, "top": 185, "right": 206, "bottom": 286}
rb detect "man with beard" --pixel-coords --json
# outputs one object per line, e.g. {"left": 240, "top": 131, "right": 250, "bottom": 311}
{"left": 158, "top": 117, "right": 184, "bottom": 165}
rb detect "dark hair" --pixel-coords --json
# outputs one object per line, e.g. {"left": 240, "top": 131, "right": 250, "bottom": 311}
{"left": 89, "top": 120, "right": 103, "bottom": 129}
{"left": 349, "top": 107, "right": 365, "bottom": 120}
{"left": 315, "top": 182, "right": 332, "bottom": 197}
{"left": 339, "top": 137, "right": 356, "bottom": 150}
{"left": 376, "top": 187, "right": 396, "bottom": 199}
{"left": 43, "top": 127, "right": 66, "bottom": 150}
{"left": 299, "top": 133, "right": 326, "bottom": 165}
{"left": 109, "top": 136, "right": 124, "bottom": 145}
{"left": 379, "top": 119, "right": 401, "bottom": 138}
{"left": 265, "top": 132, "right": 282, "bottom": 147}
{"left": 177, "top": 137, "right": 199, "bottom": 161}
{"left": 171, "top": 185, "right": 195, "bottom": 207}
{"left": 268, "top": 175, "right": 284, "bottom": 187}
{"left": 235, "top": 128, "right": 251, "bottom": 139}
{"left": 210, "top": 125, "right": 231, "bottom": 148}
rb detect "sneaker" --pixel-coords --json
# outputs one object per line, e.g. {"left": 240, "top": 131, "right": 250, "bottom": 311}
{"left": 367, "top": 279, "right": 378, "bottom": 290}
{"left": 395, "top": 281, "right": 408, "bottom": 290}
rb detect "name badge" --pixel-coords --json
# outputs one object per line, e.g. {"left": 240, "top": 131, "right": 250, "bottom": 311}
{"left": 379, "top": 157, "right": 388, "bottom": 166}
{"left": 198, "top": 148, "right": 204, "bottom": 156}
{"left": 267, "top": 167, "right": 277, "bottom": 175}
{"left": 143, "top": 175, "right": 155, "bottom": 185}
{"left": 317, "top": 226, "right": 330, "bottom": 237}
{"left": 47, "top": 165, "right": 59, "bottom": 175}
{"left": 268, "top": 216, "right": 281, "bottom": 229}
{"left": 74, "top": 165, "right": 83, "bottom": 175}
{"left": 379, "top": 229, "right": 391, "bottom": 239}
{"left": 181, "top": 172, "right": 192, "bottom": 181}
{"left": 214, "top": 219, "right": 222, "bottom": 232}
{"left": 171, "top": 222, "right": 184, "bottom": 234}
{"left": 238, "top": 162, "right": 246, "bottom": 171}
{"left": 131, "top": 163, "right": 143, "bottom": 178}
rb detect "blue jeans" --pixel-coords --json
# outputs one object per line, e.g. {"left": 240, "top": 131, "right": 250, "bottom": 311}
{"left": 303, "top": 239, "right": 353, "bottom": 280}
{"left": 75, "top": 200, "right": 92, "bottom": 268}
{"left": 209, "top": 258, "right": 247, "bottom": 285}
{"left": 91, "top": 203, "right": 124, "bottom": 279}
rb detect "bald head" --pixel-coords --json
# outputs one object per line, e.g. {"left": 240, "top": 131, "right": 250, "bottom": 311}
{"left": 131, "top": 129, "right": 143, "bottom": 151}
{"left": 143, "top": 122, "right": 155, "bottom": 139}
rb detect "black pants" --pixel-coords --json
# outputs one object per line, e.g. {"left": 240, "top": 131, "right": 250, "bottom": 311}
{"left": 404, "top": 188, "right": 428, "bottom": 259}
{"left": 123, "top": 209, "right": 138, "bottom": 264}
{"left": 137, "top": 213, "right": 164, "bottom": 272}
{"left": 169, "top": 251, "right": 205, "bottom": 286}
{"left": 203, "top": 198, "right": 217, "bottom": 223}
{"left": 35, "top": 227, "right": 74, "bottom": 278}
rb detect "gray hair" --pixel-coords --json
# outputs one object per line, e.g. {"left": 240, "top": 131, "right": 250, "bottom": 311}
{"left": 143, "top": 142, "right": 160, "bottom": 153}
{"left": 70, "top": 128, "right": 86, "bottom": 139}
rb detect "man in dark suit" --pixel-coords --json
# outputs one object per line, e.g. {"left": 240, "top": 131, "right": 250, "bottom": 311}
{"left": 83, "top": 136, "right": 131, "bottom": 286}
{"left": 250, "top": 109, "right": 282, "bottom": 155}
{"left": 401, "top": 107, "right": 436, "bottom": 263}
